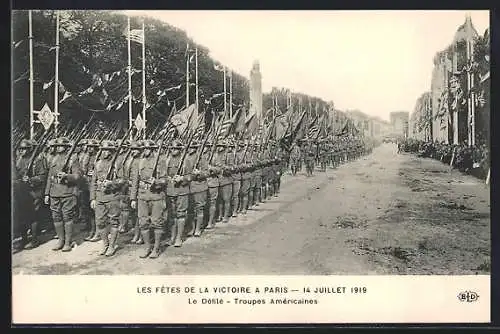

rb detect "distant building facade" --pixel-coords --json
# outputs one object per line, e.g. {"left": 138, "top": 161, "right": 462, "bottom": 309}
{"left": 390, "top": 111, "right": 409, "bottom": 138}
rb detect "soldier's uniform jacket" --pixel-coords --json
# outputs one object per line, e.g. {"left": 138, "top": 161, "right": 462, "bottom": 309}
{"left": 15, "top": 154, "right": 48, "bottom": 196}
{"left": 115, "top": 151, "right": 131, "bottom": 196}
{"left": 120, "top": 154, "right": 141, "bottom": 197}
{"left": 184, "top": 152, "right": 209, "bottom": 193}
{"left": 80, "top": 152, "right": 97, "bottom": 180}
{"left": 163, "top": 153, "right": 190, "bottom": 197}
{"left": 90, "top": 158, "right": 121, "bottom": 203}
{"left": 239, "top": 149, "right": 253, "bottom": 180}
{"left": 199, "top": 151, "right": 219, "bottom": 188}
{"left": 213, "top": 150, "right": 233, "bottom": 186}
{"left": 290, "top": 145, "right": 301, "bottom": 160}
{"left": 227, "top": 148, "right": 242, "bottom": 181}
{"left": 130, "top": 155, "right": 168, "bottom": 201}
{"left": 45, "top": 154, "right": 82, "bottom": 198}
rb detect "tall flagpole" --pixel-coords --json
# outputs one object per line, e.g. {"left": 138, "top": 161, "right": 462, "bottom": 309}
{"left": 29, "top": 10, "right": 34, "bottom": 140}
{"left": 223, "top": 66, "right": 227, "bottom": 117}
{"left": 229, "top": 70, "right": 233, "bottom": 118}
{"left": 186, "top": 43, "right": 190, "bottom": 108}
{"left": 141, "top": 21, "right": 146, "bottom": 139}
{"left": 195, "top": 47, "right": 199, "bottom": 109}
{"left": 127, "top": 16, "right": 133, "bottom": 138}
{"left": 54, "top": 10, "right": 60, "bottom": 136}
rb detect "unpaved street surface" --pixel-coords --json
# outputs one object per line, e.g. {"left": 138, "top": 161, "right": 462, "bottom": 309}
{"left": 12, "top": 143, "right": 490, "bottom": 275}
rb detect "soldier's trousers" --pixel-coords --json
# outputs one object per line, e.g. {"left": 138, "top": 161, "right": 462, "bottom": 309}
{"left": 95, "top": 199, "right": 121, "bottom": 229}
{"left": 138, "top": 198, "right": 166, "bottom": 231}
{"left": 217, "top": 184, "right": 232, "bottom": 222}
{"left": 119, "top": 194, "right": 131, "bottom": 230}
{"left": 78, "top": 188, "right": 91, "bottom": 225}
{"left": 168, "top": 194, "right": 189, "bottom": 240}
{"left": 207, "top": 187, "right": 219, "bottom": 226}
{"left": 239, "top": 178, "right": 251, "bottom": 212}
{"left": 253, "top": 174, "right": 263, "bottom": 204}
{"left": 290, "top": 160, "right": 299, "bottom": 175}
{"left": 189, "top": 191, "right": 207, "bottom": 230}
{"left": 231, "top": 179, "right": 241, "bottom": 215}
{"left": 248, "top": 175, "right": 256, "bottom": 207}
{"left": 50, "top": 195, "right": 77, "bottom": 225}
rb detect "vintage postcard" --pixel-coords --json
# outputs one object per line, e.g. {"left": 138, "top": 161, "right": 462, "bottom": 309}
{"left": 11, "top": 9, "right": 490, "bottom": 324}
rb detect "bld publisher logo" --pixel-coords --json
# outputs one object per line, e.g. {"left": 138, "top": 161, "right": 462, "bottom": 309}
{"left": 457, "top": 291, "right": 479, "bottom": 303}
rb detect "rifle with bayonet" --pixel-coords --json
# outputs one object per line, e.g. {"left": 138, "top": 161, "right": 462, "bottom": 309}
{"left": 61, "top": 112, "right": 97, "bottom": 174}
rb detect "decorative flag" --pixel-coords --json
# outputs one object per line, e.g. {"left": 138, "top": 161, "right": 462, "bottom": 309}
{"left": 126, "top": 28, "right": 144, "bottom": 44}
{"left": 214, "top": 64, "right": 224, "bottom": 71}
{"left": 43, "top": 81, "right": 53, "bottom": 90}
{"left": 13, "top": 40, "right": 24, "bottom": 48}
{"left": 37, "top": 103, "right": 55, "bottom": 130}
{"left": 59, "top": 91, "right": 72, "bottom": 103}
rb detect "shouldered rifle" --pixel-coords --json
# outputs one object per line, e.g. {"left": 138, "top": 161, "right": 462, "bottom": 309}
{"left": 62, "top": 112, "right": 97, "bottom": 173}
{"left": 105, "top": 123, "right": 135, "bottom": 180}
{"left": 194, "top": 126, "right": 213, "bottom": 169}
{"left": 25, "top": 125, "right": 54, "bottom": 177}
{"left": 151, "top": 124, "right": 174, "bottom": 179}
{"left": 176, "top": 127, "right": 197, "bottom": 175}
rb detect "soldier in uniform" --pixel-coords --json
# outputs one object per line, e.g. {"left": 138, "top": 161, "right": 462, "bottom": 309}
{"left": 319, "top": 141, "right": 328, "bottom": 172}
{"left": 239, "top": 141, "right": 253, "bottom": 214}
{"left": 289, "top": 141, "right": 301, "bottom": 176}
{"left": 130, "top": 140, "right": 168, "bottom": 258}
{"left": 14, "top": 139, "right": 48, "bottom": 250}
{"left": 202, "top": 141, "right": 219, "bottom": 230}
{"left": 250, "top": 143, "right": 263, "bottom": 207}
{"left": 184, "top": 140, "right": 208, "bottom": 237}
{"left": 228, "top": 141, "right": 241, "bottom": 218}
{"left": 90, "top": 140, "right": 125, "bottom": 257}
{"left": 213, "top": 140, "right": 232, "bottom": 223}
{"left": 305, "top": 141, "right": 315, "bottom": 176}
{"left": 123, "top": 140, "right": 144, "bottom": 244}
{"left": 44, "top": 137, "right": 82, "bottom": 252}
{"left": 164, "top": 139, "right": 191, "bottom": 247}
{"left": 114, "top": 139, "right": 131, "bottom": 233}
{"left": 80, "top": 139, "right": 99, "bottom": 241}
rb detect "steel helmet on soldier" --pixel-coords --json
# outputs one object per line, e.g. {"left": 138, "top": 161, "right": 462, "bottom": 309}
{"left": 129, "top": 140, "right": 143, "bottom": 150}
{"left": 170, "top": 139, "right": 184, "bottom": 149}
{"left": 100, "top": 140, "right": 117, "bottom": 150}
{"left": 55, "top": 137, "right": 72, "bottom": 147}
{"left": 143, "top": 139, "right": 158, "bottom": 149}
{"left": 19, "top": 139, "right": 34, "bottom": 149}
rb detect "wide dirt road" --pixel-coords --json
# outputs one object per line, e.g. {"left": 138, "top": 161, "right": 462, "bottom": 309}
{"left": 12, "top": 143, "right": 490, "bottom": 275}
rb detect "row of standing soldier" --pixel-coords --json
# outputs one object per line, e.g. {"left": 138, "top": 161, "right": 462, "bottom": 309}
{"left": 13, "top": 134, "right": 287, "bottom": 259}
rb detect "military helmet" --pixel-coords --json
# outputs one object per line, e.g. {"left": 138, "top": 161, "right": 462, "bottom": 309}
{"left": 18, "top": 139, "right": 34, "bottom": 149}
{"left": 170, "top": 139, "right": 184, "bottom": 149}
{"left": 238, "top": 141, "right": 246, "bottom": 148}
{"left": 87, "top": 139, "right": 100, "bottom": 147}
{"left": 143, "top": 140, "right": 158, "bottom": 149}
{"left": 78, "top": 139, "right": 88, "bottom": 147}
{"left": 130, "top": 140, "right": 143, "bottom": 150}
{"left": 205, "top": 141, "right": 213, "bottom": 147}
{"left": 47, "top": 139, "right": 56, "bottom": 147}
{"left": 189, "top": 140, "right": 201, "bottom": 148}
{"left": 121, "top": 139, "right": 131, "bottom": 148}
{"left": 100, "top": 140, "right": 117, "bottom": 150}
{"left": 54, "top": 137, "right": 72, "bottom": 147}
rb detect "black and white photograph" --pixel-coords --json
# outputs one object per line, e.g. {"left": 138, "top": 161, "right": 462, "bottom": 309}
{"left": 11, "top": 9, "right": 491, "bottom": 324}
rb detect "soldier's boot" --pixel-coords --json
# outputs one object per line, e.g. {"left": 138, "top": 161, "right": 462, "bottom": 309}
{"left": 88, "top": 216, "right": 101, "bottom": 242}
{"left": 84, "top": 215, "right": 96, "bottom": 241}
{"left": 174, "top": 218, "right": 186, "bottom": 247}
{"left": 222, "top": 203, "right": 231, "bottom": 224}
{"left": 24, "top": 222, "right": 40, "bottom": 249}
{"left": 206, "top": 204, "right": 216, "bottom": 230}
{"left": 131, "top": 223, "right": 140, "bottom": 243}
{"left": 119, "top": 210, "right": 129, "bottom": 233}
{"left": 231, "top": 197, "right": 239, "bottom": 217}
{"left": 149, "top": 229, "right": 163, "bottom": 258}
{"left": 194, "top": 212, "right": 203, "bottom": 237}
{"left": 61, "top": 221, "right": 74, "bottom": 252}
{"left": 139, "top": 229, "right": 153, "bottom": 258}
{"left": 105, "top": 226, "right": 119, "bottom": 257}
{"left": 241, "top": 196, "right": 248, "bottom": 215}
{"left": 98, "top": 226, "right": 110, "bottom": 256}
{"left": 51, "top": 222, "right": 65, "bottom": 251}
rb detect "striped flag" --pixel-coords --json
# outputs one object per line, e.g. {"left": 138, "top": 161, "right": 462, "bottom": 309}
{"left": 125, "top": 29, "right": 144, "bottom": 44}
{"left": 218, "top": 119, "right": 233, "bottom": 139}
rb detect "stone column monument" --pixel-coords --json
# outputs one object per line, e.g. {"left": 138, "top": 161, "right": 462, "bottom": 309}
{"left": 249, "top": 60, "right": 263, "bottom": 123}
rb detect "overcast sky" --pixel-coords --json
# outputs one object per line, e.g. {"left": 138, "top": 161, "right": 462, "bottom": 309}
{"left": 126, "top": 10, "right": 489, "bottom": 121}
